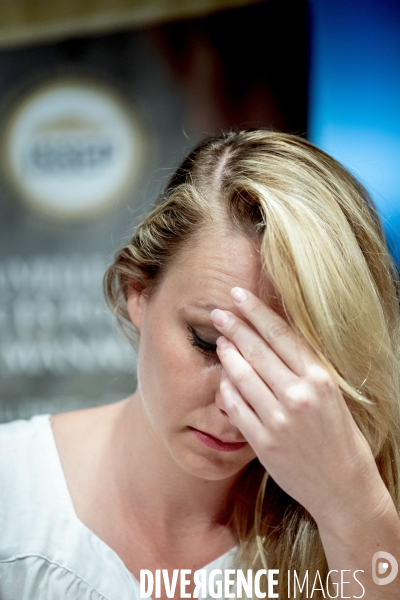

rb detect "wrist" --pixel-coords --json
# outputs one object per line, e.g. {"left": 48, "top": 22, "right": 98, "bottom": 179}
{"left": 308, "top": 452, "right": 394, "bottom": 537}
{"left": 314, "top": 480, "right": 394, "bottom": 541}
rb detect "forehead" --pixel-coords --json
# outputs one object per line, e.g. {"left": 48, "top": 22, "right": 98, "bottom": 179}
{"left": 156, "top": 230, "right": 264, "bottom": 313}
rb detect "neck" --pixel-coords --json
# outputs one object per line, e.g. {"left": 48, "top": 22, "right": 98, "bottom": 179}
{"left": 107, "top": 393, "right": 242, "bottom": 541}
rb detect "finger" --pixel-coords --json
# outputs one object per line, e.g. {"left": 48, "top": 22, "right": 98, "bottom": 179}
{"left": 211, "top": 308, "right": 297, "bottom": 398}
{"left": 230, "top": 286, "right": 314, "bottom": 376}
{"left": 219, "top": 372, "right": 267, "bottom": 451}
{"left": 216, "top": 336, "right": 279, "bottom": 422}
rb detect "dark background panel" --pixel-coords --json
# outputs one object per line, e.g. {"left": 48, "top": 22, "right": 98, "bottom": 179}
{"left": 0, "top": 0, "right": 309, "bottom": 422}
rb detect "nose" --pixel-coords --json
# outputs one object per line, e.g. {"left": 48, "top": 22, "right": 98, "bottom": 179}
{"left": 215, "top": 387, "right": 232, "bottom": 421}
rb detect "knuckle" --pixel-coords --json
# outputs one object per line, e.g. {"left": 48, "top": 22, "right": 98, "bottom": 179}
{"left": 306, "top": 365, "right": 334, "bottom": 390}
{"left": 283, "top": 384, "right": 313, "bottom": 411}
{"left": 246, "top": 301, "right": 262, "bottom": 317}
{"left": 228, "top": 318, "right": 241, "bottom": 338}
{"left": 268, "top": 411, "right": 287, "bottom": 433}
{"left": 265, "top": 319, "right": 289, "bottom": 343}
{"left": 246, "top": 340, "right": 266, "bottom": 364}
{"left": 260, "top": 436, "right": 278, "bottom": 454}
{"left": 234, "top": 366, "right": 252, "bottom": 387}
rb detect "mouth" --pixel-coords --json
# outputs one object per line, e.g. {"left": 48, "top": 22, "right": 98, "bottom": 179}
{"left": 188, "top": 426, "right": 248, "bottom": 452}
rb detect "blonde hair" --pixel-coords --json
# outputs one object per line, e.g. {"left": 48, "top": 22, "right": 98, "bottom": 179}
{"left": 105, "top": 130, "right": 400, "bottom": 598}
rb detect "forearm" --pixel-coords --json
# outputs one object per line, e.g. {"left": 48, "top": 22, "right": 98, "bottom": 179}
{"left": 317, "top": 489, "right": 400, "bottom": 599}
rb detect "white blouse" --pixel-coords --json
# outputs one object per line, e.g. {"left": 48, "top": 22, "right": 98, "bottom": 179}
{"left": 0, "top": 414, "right": 236, "bottom": 600}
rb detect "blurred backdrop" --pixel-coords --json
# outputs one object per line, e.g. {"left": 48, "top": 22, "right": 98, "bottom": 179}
{"left": 0, "top": 0, "right": 398, "bottom": 423}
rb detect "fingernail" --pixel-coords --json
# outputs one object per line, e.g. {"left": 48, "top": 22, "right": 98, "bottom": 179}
{"left": 231, "top": 287, "right": 247, "bottom": 303}
{"left": 210, "top": 309, "right": 229, "bottom": 326}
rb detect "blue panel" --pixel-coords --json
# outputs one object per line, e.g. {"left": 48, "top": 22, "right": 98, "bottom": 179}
{"left": 308, "top": 0, "right": 400, "bottom": 263}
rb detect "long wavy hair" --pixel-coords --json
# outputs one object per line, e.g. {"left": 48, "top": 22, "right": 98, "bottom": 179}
{"left": 104, "top": 130, "right": 400, "bottom": 598}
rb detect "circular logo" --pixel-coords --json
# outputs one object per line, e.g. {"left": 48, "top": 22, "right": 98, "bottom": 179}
{"left": 372, "top": 551, "right": 398, "bottom": 585}
{"left": 2, "top": 79, "right": 146, "bottom": 220}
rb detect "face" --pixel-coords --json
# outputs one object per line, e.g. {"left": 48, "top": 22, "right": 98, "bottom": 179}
{"left": 127, "top": 229, "right": 267, "bottom": 481}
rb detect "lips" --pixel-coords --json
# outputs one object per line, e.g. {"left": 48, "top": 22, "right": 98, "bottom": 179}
{"left": 189, "top": 426, "right": 248, "bottom": 452}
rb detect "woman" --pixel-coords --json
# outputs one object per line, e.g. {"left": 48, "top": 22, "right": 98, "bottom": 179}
{"left": 0, "top": 130, "right": 399, "bottom": 600}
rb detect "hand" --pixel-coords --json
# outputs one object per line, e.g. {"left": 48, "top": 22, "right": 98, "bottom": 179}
{"left": 210, "top": 287, "right": 388, "bottom": 528}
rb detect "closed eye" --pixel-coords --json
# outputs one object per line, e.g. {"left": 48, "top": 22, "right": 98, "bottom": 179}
{"left": 187, "top": 326, "right": 218, "bottom": 360}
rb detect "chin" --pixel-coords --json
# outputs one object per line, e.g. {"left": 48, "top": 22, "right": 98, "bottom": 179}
{"left": 173, "top": 448, "right": 253, "bottom": 481}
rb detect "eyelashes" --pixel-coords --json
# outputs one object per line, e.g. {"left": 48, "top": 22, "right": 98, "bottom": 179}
{"left": 187, "top": 326, "right": 219, "bottom": 360}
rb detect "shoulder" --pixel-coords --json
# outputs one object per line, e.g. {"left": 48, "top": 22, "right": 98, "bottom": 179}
{"left": 0, "top": 414, "right": 51, "bottom": 488}
{"left": 0, "top": 414, "right": 60, "bottom": 561}
{"left": 0, "top": 555, "right": 116, "bottom": 600}
{"left": 0, "top": 412, "right": 49, "bottom": 440}
{"left": 0, "top": 552, "right": 141, "bottom": 600}
{"left": 49, "top": 400, "right": 128, "bottom": 534}
{"left": 0, "top": 404, "right": 140, "bottom": 600}
{"left": 50, "top": 402, "right": 120, "bottom": 451}
{"left": 50, "top": 400, "right": 127, "bottom": 494}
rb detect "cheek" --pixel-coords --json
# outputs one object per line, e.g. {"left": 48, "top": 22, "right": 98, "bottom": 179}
{"left": 137, "top": 320, "right": 207, "bottom": 413}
